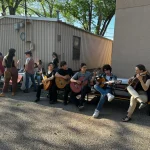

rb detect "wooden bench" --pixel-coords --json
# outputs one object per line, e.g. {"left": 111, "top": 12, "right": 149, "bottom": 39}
{"left": 87, "top": 80, "right": 150, "bottom": 116}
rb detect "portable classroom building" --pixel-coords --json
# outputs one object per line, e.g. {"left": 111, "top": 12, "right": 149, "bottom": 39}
{"left": 0, "top": 15, "right": 113, "bottom": 71}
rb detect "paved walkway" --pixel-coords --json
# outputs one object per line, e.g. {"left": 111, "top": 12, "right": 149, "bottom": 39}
{"left": 0, "top": 92, "right": 150, "bottom": 150}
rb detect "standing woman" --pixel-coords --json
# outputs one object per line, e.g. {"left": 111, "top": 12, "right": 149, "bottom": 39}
{"left": 0, "top": 48, "right": 18, "bottom": 96}
{"left": 0, "top": 52, "right": 4, "bottom": 78}
{"left": 52, "top": 52, "right": 59, "bottom": 71}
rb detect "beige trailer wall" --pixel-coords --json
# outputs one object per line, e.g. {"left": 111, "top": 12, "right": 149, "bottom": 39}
{"left": 30, "top": 20, "right": 56, "bottom": 68}
{"left": 0, "top": 18, "right": 56, "bottom": 69}
{"left": 0, "top": 17, "right": 112, "bottom": 71}
{"left": 0, "top": 17, "right": 26, "bottom": 68}
{"left": 112, "top": 0, "right": 150, "bottom": 78}
{"left": 55, "top": 22, "right": 113, "bottom": 71}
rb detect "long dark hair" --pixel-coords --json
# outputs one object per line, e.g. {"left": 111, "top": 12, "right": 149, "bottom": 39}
{"left": 52, "top": 52, "right": 58, "bottom": 58}
{"left": 136, "top": 64, "right": 147, "bottom": 72}
{"left": 38, "top": 60, "right": 42, "bottom": 65}
{"left": 6, "top": 48, "right": 16, "bottom": 64}
{"left": 136, "top": 64, "right": 150, "bottom": 81}
{"left": 52, "top": 52, "right": 59, "bottom": 63}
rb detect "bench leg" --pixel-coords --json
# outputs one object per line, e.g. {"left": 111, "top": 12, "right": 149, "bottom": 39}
{"left": 148, "top": 105, "right": 150, "bottom": 116}
{"left": 87, "top": 94, "right": 89, "bottom": 102}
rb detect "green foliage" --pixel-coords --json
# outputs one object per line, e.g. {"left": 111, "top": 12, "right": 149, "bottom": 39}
{"left": 0, "top": 0, "right": 116, "bottom": 36}
{"left": 56, "top": 0, "right": 116, "bottom": 35}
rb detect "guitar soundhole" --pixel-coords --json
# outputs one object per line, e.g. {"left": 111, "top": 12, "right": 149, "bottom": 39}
{"left": 59, "top": 81, "right": 63, "bottom": 85}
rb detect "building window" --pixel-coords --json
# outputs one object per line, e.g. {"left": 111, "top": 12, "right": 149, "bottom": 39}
{"left": 73, "top": 36, "right": 81, "bottom": 60}
{"left": 57, "top": 35, "right": 61, "bottom": 42}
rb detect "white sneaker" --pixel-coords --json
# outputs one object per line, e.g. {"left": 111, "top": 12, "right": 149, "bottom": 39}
{"left": 92, "top": 109, "right": 100, "bottom": 118}
{"left": 107, "top": 93, "right": 115, "bottom": 102}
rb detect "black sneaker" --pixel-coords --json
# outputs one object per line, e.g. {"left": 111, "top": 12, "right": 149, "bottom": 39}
{"left": 35, "top": 98, "right": 40, "bottom": 102}
{"left": 64, "top": 101, "right": 68, "bottom": 105}
{"left": 139, "top": 102, "right": 147, "bottom": 109}
{"left": 23, "top": 89, "right": 29, "bottom": 93}
{"left": 122, "top": 116, "right": 131, "bottom": 122}
{"left": 49, "top": 100, "right": 56, "bottom": 104}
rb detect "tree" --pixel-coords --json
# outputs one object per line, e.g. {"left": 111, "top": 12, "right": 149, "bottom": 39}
{"left": 56, "top": 0, "right": 116, "bottom": 36}
{"left": 95, "top": 0, "right": 116, "bottom": 36}
{"left": 0, "top": 0, "right": 116, "bottom": 36}
{"left": 26, "top": 0, "right": 61, "bottom": 18}
{"left": 0, "top": 0, "right": 24, "bottom": 15}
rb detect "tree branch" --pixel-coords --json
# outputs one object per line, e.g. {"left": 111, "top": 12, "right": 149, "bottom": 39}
{"left": 100, "top": 10, "right": 115, "bottom": 36}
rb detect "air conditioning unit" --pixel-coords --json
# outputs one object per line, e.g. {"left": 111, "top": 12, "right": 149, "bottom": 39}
{"left": 20, "top": 22, "right": 25, "bottom": 28}
{"left": 14, "top": 23, "right": 20, "bottom": 30}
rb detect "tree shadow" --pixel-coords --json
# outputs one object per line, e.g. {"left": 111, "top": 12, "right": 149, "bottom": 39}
{"left": 0, "top": 94, "right": 150, "bottom": 150}
{"left": 4, "top": 90, "right": 150, "bottom": 128}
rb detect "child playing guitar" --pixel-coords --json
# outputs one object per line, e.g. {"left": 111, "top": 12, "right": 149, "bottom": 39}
{"left": 35, "top": 62, "right": 57, "bottom": 104}
{"left": 55, "top": 61, "right": 74, "bottom": 105}
{"left": 93, "top": 64, "right": 117, "bottom": 118}
{"left": 70, "top": 63, "right": 95, "bottom": 110}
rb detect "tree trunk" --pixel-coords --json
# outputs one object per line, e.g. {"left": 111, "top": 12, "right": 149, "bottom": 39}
{"left": 96, "top": 13, "right": 102, "bottom": 35}
{"left": 101, "top": 18, "right": 112, "bottom": 36}
{"left": 1, "top": 0, "right": 6, "bottom": 13}
{"left": 9, "top": 7, "right": 16, "bottom": 15}
{"left": 88, "top": 0, "right": 93, "bottom": 32}
{"left": 8, "top": 0, "right": 23, "bottom": 15}
{"left": 2, "top": 5, "right": 5, "bottom": 13}
{"left": 48, "top": 5, "right": 53, "bottom": 18}
{"left": 41, "top": 3, "right": 47, "bottom": 17}
{"left": 100, "top": 10, "right": 115, "bottom": 36}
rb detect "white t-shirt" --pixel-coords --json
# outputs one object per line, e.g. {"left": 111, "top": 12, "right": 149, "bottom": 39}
{"left": 48, "top": 70, "right": 52, "bottom": 74}
{"left": 106, "top": 75, "right": 111, "bottom": 81}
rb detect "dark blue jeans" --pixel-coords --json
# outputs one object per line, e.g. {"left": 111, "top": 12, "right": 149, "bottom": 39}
{"left": 70, "top": 86, "right": 91, "bottom": 106}
{"left": 25, "top": 72, "right": 37, "bottom": 90}
{"left": 94, "top": 84, "right": 112, "bottom": 111}
{"left": 36, "top": 84, "right": 57, "bottom": 102}
{"left": 35, "top": 75, "right": 42, "bottom": 85}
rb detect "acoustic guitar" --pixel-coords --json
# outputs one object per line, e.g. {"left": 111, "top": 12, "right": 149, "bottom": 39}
{"left": 127, "top": 71, "right": 147, "bottom": 89}
{"left": 70, "top": 72, "right": 93, "bottom": 93}
{"left": 96, "top": 76, "right": 122, "bottom": 88}
{"left": 70, "top": 76, "right": 89, "bottom": 93}
{"left": 42, "top": 76, "right": 52, "bottom": 91}
{"left": 55, "top": 75, "right": 70, "bottom": 89}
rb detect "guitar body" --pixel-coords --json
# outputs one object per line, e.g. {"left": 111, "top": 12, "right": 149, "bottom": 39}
{"left": 70, "top": 76, "right": 88, "bottom": 93}
{"left": 42, "top": 76, "right": 52, "bottom": 91}
{"left": 128, "top": 71, "right": 147, "bottom": 89}
{"left": 96, "top": 77, "right": 122, "bottom": 87}
{"left": 128, "top": 78, "right": 139, "bottom": 89}
{"left": 55, "top": 75, "right": 70, "bottom": 89}
{"left": 96, "top": 77, "right": 106, "bottom": 88}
